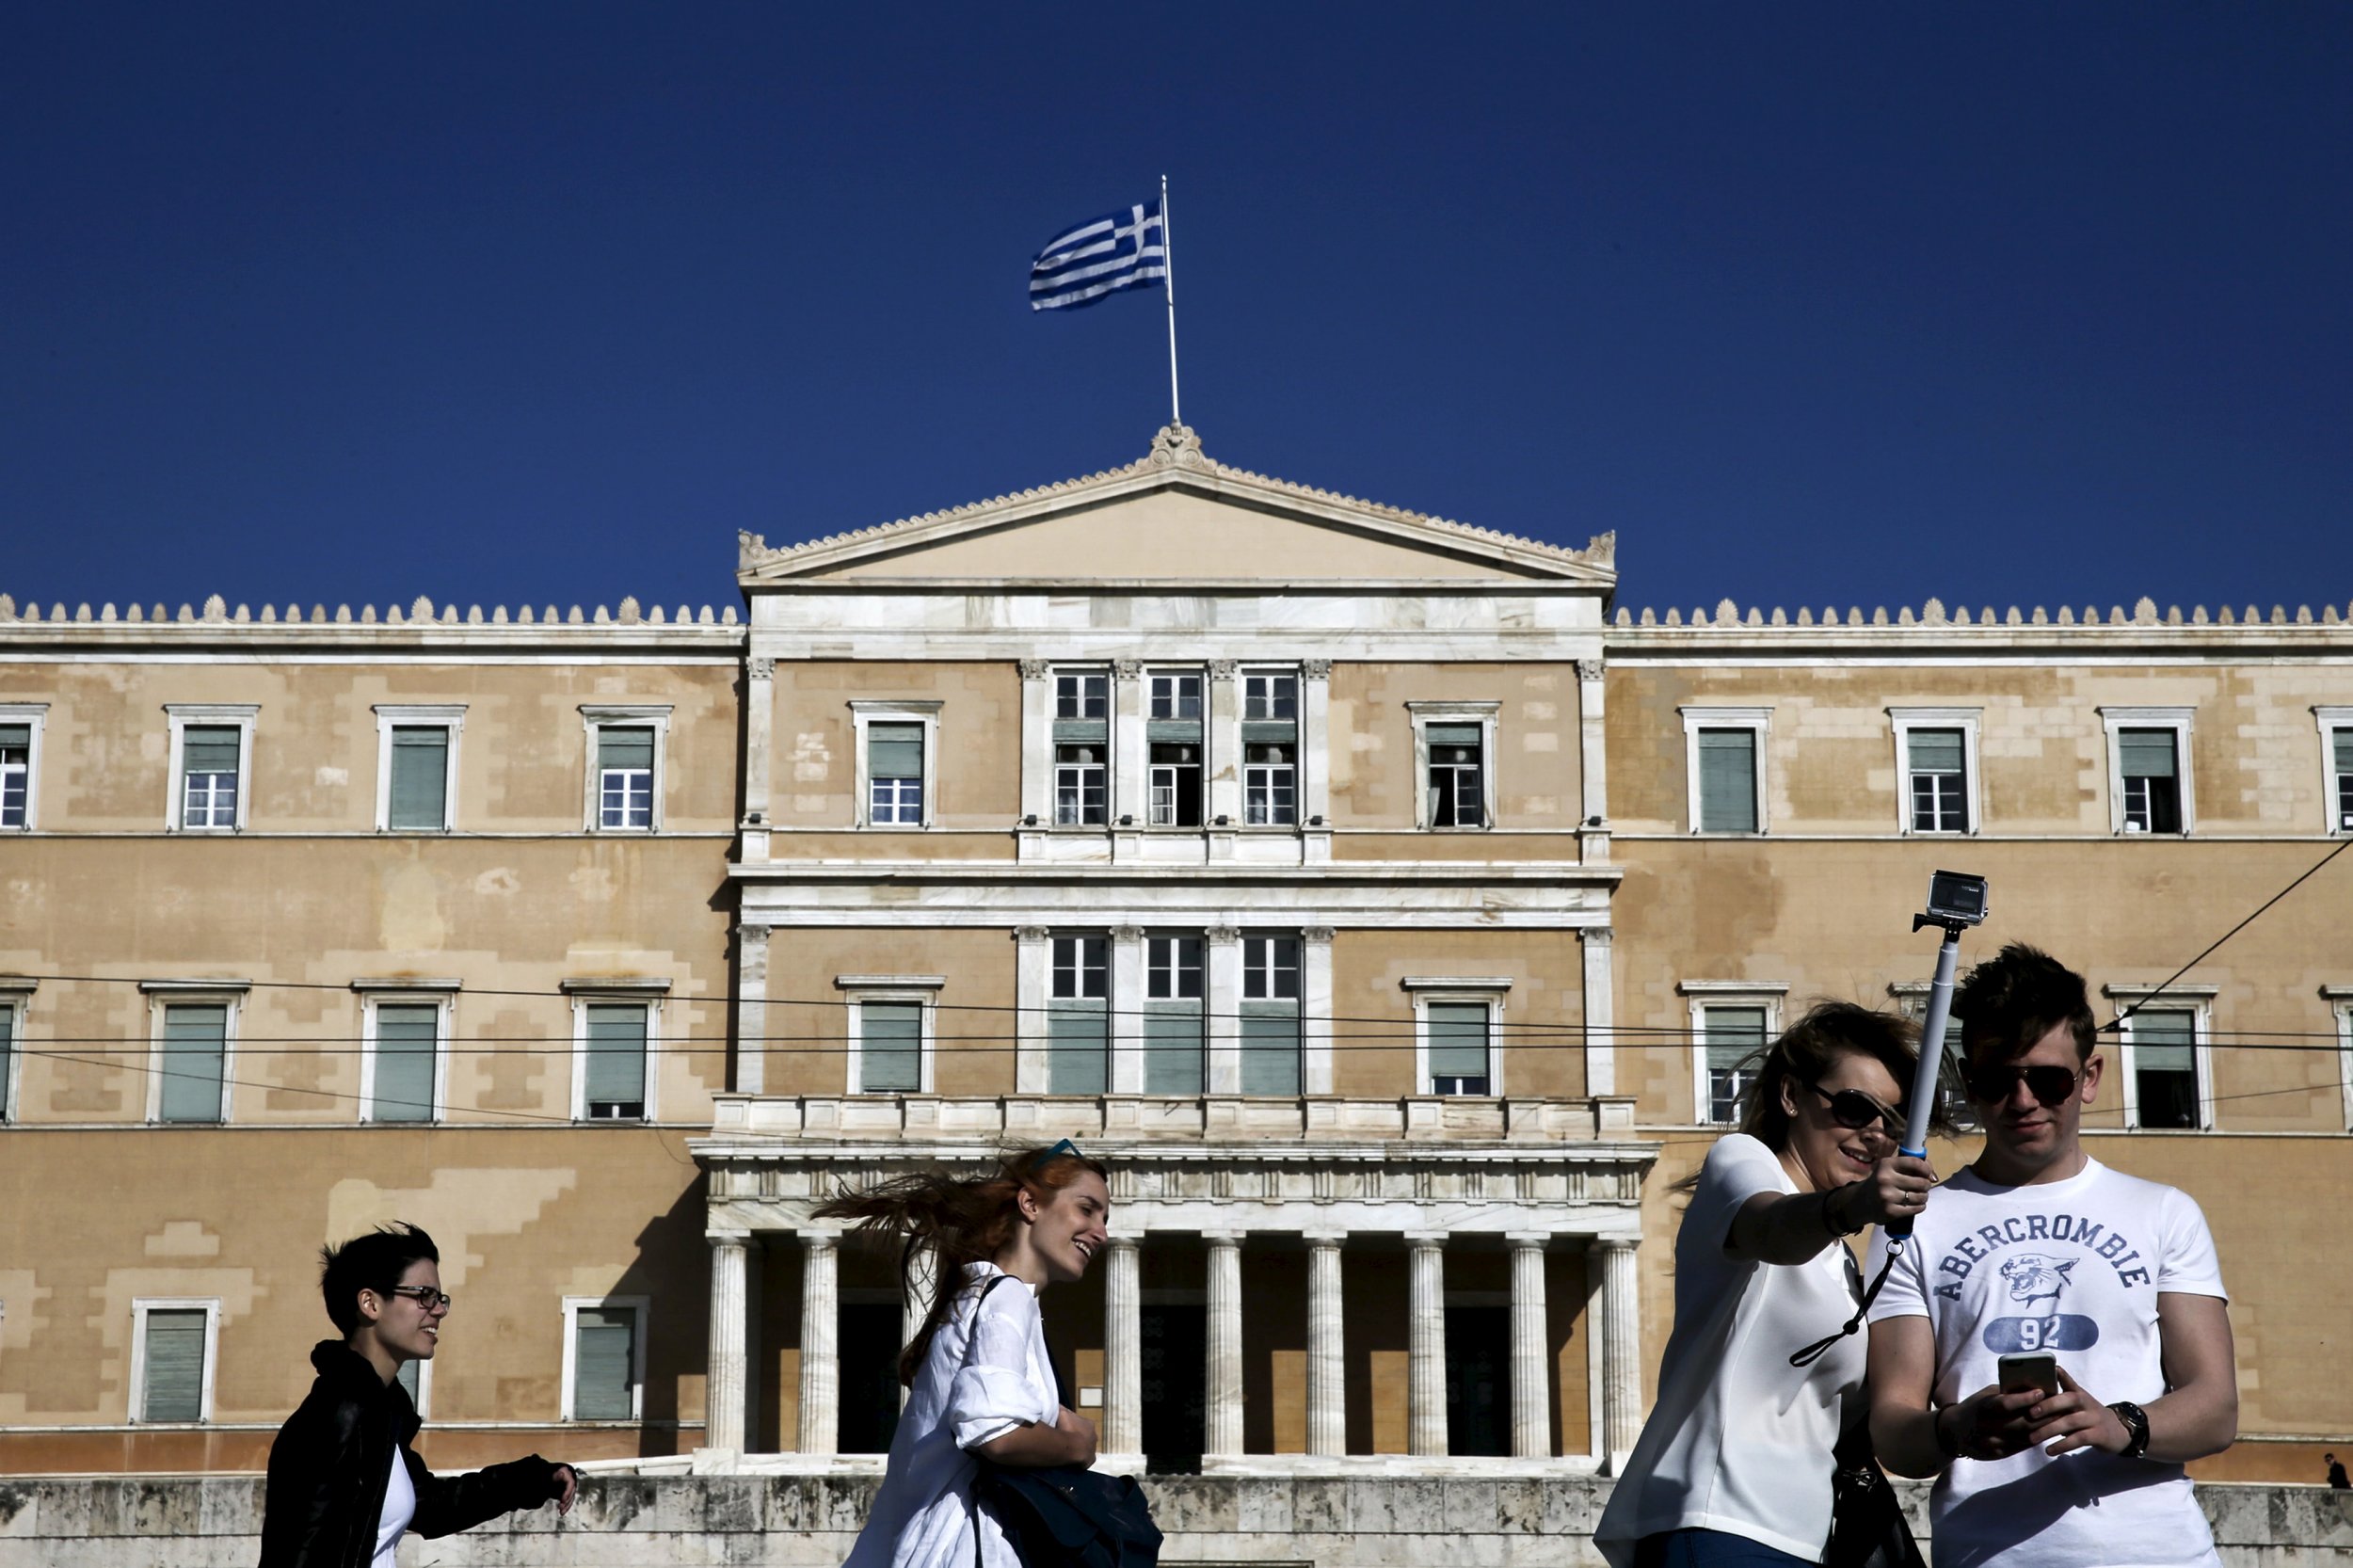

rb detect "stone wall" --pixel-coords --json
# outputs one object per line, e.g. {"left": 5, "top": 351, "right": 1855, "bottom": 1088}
{"left": 3, "top": 1473, "right": 2347, "bottom": 1568}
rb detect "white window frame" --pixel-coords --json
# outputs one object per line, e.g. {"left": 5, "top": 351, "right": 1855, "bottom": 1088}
{"left": 1241, "top": 669, "right": 1299, "bottom": 724}
{"left": 164, "top": 704, "right": 259, "bottom": 833}
{"left": 1403, "top": 978, "right": 1513, "bottom": 1097}
{"left": 2314, "top": 708, "right": 2353, "bottom": 836}
{"left": 851, "top": 700, "right": 942, "bottom": 830}
{"left": 560, "top": 1295, "right": 648, "bottom": 1422}
{"left": 1147, "top": 668, "right": 1206, "bottom": 723}
{"left": 1406, "top": 702, "right": 1501, "bottom": 832}
{"left": 373, "top": 704, "right": 466, "bottom": 834}
{"left": 1889, "top": 707, "right": 1982, "bottom": 837}
{"left": 1679, "top": 981, "right": 1787, "bottom": 1125}
{"left": 2326, "top": 986, "right": 2353, "bottom": 1134}
{"left": 837, "top": 976, "right": 943, "bottom": 1095}
{"left": 1679, "top": 707, "right": 1771, "bottom": 837}
{"left": 2103, "top": 984, "right": 2216, "bottom": 1130}
{"left": 140, "top": 980, "right": 248, "bottom": 1124}
{"left": 2099, "top": 707, "right": 2196, "bottom": 837}
{"left": 129, "top": 1298, "right": 220, "bottom": 1424}
{"left": 353, "top": 981, "right": 458, "bottom": 1125}
{"left": 1241, "top": 744, "right": 1297, "bottom": 827}
{"left": 0, "top": 980, "right": 29, "bottom": 1124}
{"left": 580, "top": 705, "right": 673, "bottom": 834}
{"left": 0, "top": 702, "right": 48, "bottom": 832}
{"left": 564, "top": 981, "right": 669, "bottom": 1122}
{"left": 1054, "top": 669, "right": 1112, "bottom": 724}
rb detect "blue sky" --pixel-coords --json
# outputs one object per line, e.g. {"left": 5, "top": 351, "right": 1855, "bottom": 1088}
{"left": 5, "top": 4, "right": 2348, "bottom": 618}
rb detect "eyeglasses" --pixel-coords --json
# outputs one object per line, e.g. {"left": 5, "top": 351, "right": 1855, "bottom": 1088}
{"left": 1964, "top": 1063, "right": 2080, "bottom": 1107}
{"left": 385, "top": 1285, "right": 453, "bottom": 1311}
{"left": 1802, "top": 1080, "right": 1904, "bottom": 1135}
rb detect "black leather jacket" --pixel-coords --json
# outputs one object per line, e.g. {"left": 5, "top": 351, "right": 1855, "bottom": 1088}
{"left": 257, "top": 1341, "right": 565, "bottom": 1568}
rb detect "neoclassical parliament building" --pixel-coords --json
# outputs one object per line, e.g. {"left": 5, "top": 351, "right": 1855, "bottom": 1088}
{"left": 1, "top": 425, "right": 2347, "bottom": 1483}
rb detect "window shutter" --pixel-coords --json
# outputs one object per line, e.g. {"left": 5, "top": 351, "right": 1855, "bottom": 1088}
{"left": 859, "top": 1002, "right": 922, "bottom": 1093}
{"left": 572, "top": 1308, "right": 636, "bottom": 1419}
{"left": 2119, "top": 729, "right": 2177, "bottom": 779}
{"left": 1427, "top": 1002, "right": 1490, "bottom": 1080}
{"left": 1143, "top": 1008, "right": 1205, "bottom": 1095}
{"left": 1702, "top": 1005, "right": 1769, "bottom": 1072}
{"left": 372, "top": 1003, "right": 439, "bottom": 1121}
{"left": 1697, "top": 730, "right": 1758, "bottom": 832}
{"left": 0, "top": 723, "right": 28, "bottom": 749}
{"left": 584, "top": 1005, "right": 648, "bottom": 1113}
{"left": 182, "top": 727, "right": 241, "bottom": 774}
{"left": 160, "top": 1005, "right": 227, "bottom": 1123}
{"left": 1048, "top": 1003, "right": 1108, "bottom": 1095}
{"left": 866, "top": 724, "right": 923, "bottom": 781}
{"left": 1240, "top": 1011, "right": 1301, "bottom": 1096}
{"left": 388, "top": 728, "right": 449, "bottom": 830}
{"left": 2132, "top": 1009, "right": 2196, "bottom": 1072}
{"left": 1426, "top": 723, "right": 1482, "bottom": 749}
{"left": 597, "top": 727, "right": 655, "bottom": 770}
{"left": 2332, "top": 728, "right": 2353, "bottom": 774}
{"left": 142, "top": 1310, "right": 207, "bottom": 1421}
{"left": 1907, "top": 728, "right": 1964, "bottom": 774}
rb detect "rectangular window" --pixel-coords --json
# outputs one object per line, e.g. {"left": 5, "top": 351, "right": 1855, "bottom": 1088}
{"left": 1426, "top": 724, "right": 1485, "bottom": 828}
{"left": 867, "top": 723, "right": 925, "bottom": 826}
{"left": 0, "top": 1000, "right": 12, "bottom": 1120}
{"left": 1241, "top": 936, "right": 1301, "bottom": 1096}
{"left": 569, "top": 1304, "right": 641, "bottom": 1420}
{"left": 583, "top": 1003, "right": 648, "bottom": 1119}
{"left": 368, "top": 1002, "right": 439, "bottom": 1123}
{"left": 1054, "top": 744, "right": 1109, "bottom": 825}
{"left": 137, "top": 1306, "right": 211, "bottom": 1422}
{"left": 387, "top": 727, "right": 451, "bottom": 832}
{"left": 1146, "top": 669, "right": 1205, "bottom": 827}
{"left": 1243, "top": 744, "right": 1296, "bottom": 825}
{"left": 597, "top": 728, "right": 656, "bottom": 830}
{"left": 1144, "top": 936, "right": 1206, "bottom": 1096}
{"left": 1905, "top": 728, "right": 1969, "bottom": 834}
{"left": 2331, "top": 728, "right": 2353, "bottom": 833}
{"left": 1056, "top": 672, "right": 1109, "bottom": 721}
{"left": 858, "top": 1000, "right": 923, "bottom": 1094}
{"left": 1048, "top": 936, "right": 1109, "bottom": 1094}
{"left": 1696, "top": 729, "right": 1758, "bottom": 834}
{"left": 0, "top": 722, "right": 29, "bottom": 829}
{"left": 1242, "top": 673, "right": 1297, "bottom": 722}
{"left": 1149, "top": 671, "right": 1203, "bottom": 721}
{"left": 1148, "top": 745, "right": 1204, "bottom": 826}
{"left": 1700, "top": 1004, "right": 1768, "bottom": 1124}
{"left": 2125, "top": 1008, "right": 2201, "bottom": 1129}
{"left": 181, "top": 726, "right": 243, "bottom": 830}
{"left": 159, "top": 1004, "right": 228, "bottom": 1124}
{"left": 2119, "top": 729, "right": 2182, "bottom": 834}
{"left": 1427, "top": 1001, "right": 1492, "bottom": 1096}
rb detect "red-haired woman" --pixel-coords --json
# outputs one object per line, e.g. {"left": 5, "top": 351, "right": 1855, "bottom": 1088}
{"left": 819, "top": 1142, "right": 1112, "bottom": 1568}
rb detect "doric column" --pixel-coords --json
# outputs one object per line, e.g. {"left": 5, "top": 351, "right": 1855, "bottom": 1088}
{"left": 1109, "top": 925, "right": 1146, "bottom": 1094}
{"left": 1596, "top": 1237, "right": 1641, "bottom": 1473}
{"left": 1407, "top": 1231, "right": 1449, "bottom": 1457}
{"left": 1305, "top": 1231, "right": 1347, "bottom": 1456}
{"left": 705, "top": 1234, "right": 752, "bottom": 1451}
{"left": 1204, "top": 1230, "right": 1245, "bottom": 1458}
{"left": 1103, "top": 1235, "right": 1144, "bottom": 1457}
{"left": 1508, "top": 1233, "right": 1550, "bottom": 1459}
{"left": 736, "top": 921, "right": 771, "bottom": 1095}
{"left": 1580, "top": 924, "right": 1616, "bottom": 1096}
{"left": 797, "top": 1231, "right": 840, "bottom": 1456}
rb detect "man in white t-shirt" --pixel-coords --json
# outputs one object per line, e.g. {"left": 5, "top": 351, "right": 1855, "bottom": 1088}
{"left": 1866, "top": 944, "right": 2238, "bottom": 1568}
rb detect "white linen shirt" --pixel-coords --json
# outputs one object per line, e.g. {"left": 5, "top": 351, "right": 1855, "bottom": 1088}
{"left": 842, "top": 1262, "right": 1061, "bottom": 1568}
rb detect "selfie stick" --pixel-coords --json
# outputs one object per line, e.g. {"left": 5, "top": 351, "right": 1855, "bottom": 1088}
{"left": 1888, "top": 872, "right": 1988, "bottom": 1240}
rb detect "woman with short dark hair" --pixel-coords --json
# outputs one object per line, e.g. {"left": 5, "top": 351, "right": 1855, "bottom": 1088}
{"left": 1594, "top": 1002, "right": 1941, "bottom": 1568}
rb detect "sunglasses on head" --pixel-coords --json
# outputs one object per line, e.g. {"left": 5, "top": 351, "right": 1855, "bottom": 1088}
{"left": 1802, "top": 1080, "right": 1904, "bottom": 1135}
{"left": 1965, "top": 1063, "right": 2080, "bottom": 1107}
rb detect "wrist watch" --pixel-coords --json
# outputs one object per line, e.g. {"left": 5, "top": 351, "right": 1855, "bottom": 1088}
{"left": 2107, "top": 1400, "right": 2152, "bottom": 1459}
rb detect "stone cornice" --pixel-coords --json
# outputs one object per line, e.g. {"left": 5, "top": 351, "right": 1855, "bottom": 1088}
{"left": 1613, "top": 595, "right": 2351, "bottom": 650}
{"left": 0, "top": 593, "right": 744, "bottom": 650}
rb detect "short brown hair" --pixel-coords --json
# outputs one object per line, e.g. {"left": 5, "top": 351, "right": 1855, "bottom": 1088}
{"left": 1738, "top": 1000, "right": 1933, "bottom": 1152}
{"left": 1953, "top": 943, "right": 2097, "bottom": 1066}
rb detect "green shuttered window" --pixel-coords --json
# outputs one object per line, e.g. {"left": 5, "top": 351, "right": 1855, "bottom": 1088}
{"left": 160, "top": 1004, "right": 228, "bottom": 1123}
{"left": 180, "top": 726, "right": 241, "bottom": 828}
{"left": 571, "top": 1307, "right": 637, "bottom": 1419}
{"left": 1702, "top": 1004, "right": 1769, "bottom": 1124}
{"left": 867, "top": 723, "right": 924, "bottom": 825}
{"left": 1427, "top": 1002, "right": 1491, "bottom": 1095}
{"left": 388, "top": 727, "right": 450, "bottom": 831}
{"left": 140, "top": 1309, "right": 208, "bottom": 1422}
{"left": 859, "top": 1002, "right": 922, "bottom": 1094}
{"left": 2119, "top": 729, "right": 2177, "bottom": 778}
{"left": 584, "top": 1004, "right": 648, "bottom": 1118}
{"left": 2335, "top": 728, "right": 2353, "bottom": 830}
{"left": 1697, "top": 729, "right": 1758, "bottom": 833}
{"left": 597, "top": 727, "right": 655, "bottom": 829}
{"left": 0, "top": 722, "right": 28, "bottom": 828}
{"left": 0, "top": 1004, "right": 13, "bottom": 1119}
{"left": 2129, "top": 1009, "right": 2200, "bottom": 1128}
{"left": 371, "top": 1003, "right": 439, "bottom": 1122}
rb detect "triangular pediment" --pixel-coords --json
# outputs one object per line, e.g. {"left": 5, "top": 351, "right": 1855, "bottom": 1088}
{"left": 739, "top": 425, "right": 1614, "bottom": 587}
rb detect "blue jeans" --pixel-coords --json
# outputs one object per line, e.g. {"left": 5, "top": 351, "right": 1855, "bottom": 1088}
{"left": 1633, "top": 1528, "right": 1816, "bottom": 1568}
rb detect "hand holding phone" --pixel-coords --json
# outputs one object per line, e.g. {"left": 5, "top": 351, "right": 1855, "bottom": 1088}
{"left": 1997, "top": 1352, "right": 2059, "bottom": 1402}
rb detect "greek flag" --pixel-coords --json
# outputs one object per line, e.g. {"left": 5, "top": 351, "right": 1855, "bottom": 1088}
{"left": 1029, "top": 199, "right": 1166, "bottom": 312}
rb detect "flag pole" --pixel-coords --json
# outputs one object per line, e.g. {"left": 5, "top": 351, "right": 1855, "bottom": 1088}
{"left": 1160, "top": 173, "right": 1182, "bottom": 427}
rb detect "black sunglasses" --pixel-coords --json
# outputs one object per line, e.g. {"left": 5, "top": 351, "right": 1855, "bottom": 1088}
{"left": 1965, "top": 1063, "right": 2080, "bottom": 1107}
{"left": 1802, "top": 1080, "right": 1904, "bottom": 1134}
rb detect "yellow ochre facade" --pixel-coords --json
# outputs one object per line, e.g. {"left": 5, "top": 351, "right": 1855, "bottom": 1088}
{"left": 0, "top": 425, "right": 2346, "bottom": 1483}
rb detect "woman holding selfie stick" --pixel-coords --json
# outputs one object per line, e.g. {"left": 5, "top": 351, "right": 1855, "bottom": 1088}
{"left": 819, "top": 1142, "right": 1112, "bottom": 1568}
{"left": 1593, "top": 1003, "right": 1942, "bottom": 1568}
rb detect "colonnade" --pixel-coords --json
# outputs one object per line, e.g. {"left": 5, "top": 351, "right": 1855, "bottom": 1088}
{"left": 706, "top": 1226, "right": 1644, "bottom": 1468}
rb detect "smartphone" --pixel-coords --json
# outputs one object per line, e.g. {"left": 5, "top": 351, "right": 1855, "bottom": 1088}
{"left": 1998, "top": 1352, "right": 2059, "bottom": 1400}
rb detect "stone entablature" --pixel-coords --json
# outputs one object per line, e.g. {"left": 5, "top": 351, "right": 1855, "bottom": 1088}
{"left": 0, "top": 592, "right": 742, "bottom": 632}
{"left": 1616, "top": 594, "right": 2352, "bottom": 632}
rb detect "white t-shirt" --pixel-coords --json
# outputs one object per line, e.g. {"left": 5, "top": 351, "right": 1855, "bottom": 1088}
{"left": 1865, "top": 1157, "right": 2228, "bottom": 1568}
{"left": 1594, "top": 1134, "right": 1869, "bottom": 1567}
{"left": 372, "top": 1442, "right": 415, "bottom": 1568}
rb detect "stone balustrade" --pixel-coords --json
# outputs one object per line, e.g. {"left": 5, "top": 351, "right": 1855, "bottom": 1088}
{"left": 708, "top": 1091, "right": 1640, "bottom": 1144}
